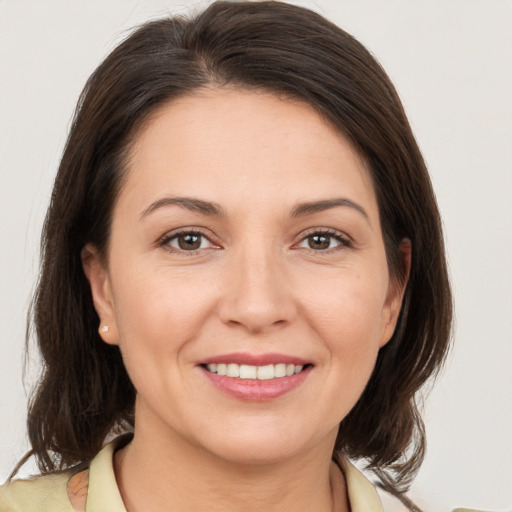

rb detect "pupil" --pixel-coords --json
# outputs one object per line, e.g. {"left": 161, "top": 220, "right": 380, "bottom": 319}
{"left": 178, "top": 234, "right": 200, "bottom": 250}
{"left": 309, "top": 235, "right": 329, "bottom": 250}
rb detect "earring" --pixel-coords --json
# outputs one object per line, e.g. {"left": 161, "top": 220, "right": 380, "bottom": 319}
{"left": 100, "top": 325, "right": 109, "bottom": 333}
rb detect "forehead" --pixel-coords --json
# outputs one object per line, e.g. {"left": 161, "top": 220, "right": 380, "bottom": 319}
{"left": 120, "top": 87, "right": 377, "bottom": 217}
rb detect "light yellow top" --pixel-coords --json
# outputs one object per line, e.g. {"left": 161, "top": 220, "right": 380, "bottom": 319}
{"left": 0, "top": 438, "right": 487, "bottom": 511}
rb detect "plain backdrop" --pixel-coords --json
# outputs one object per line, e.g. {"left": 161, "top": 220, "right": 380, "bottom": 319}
{"left": 1, "top": 1, "right": 511, "bottom": 510}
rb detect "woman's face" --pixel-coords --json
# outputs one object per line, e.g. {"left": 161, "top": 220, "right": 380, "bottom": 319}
{"left": 84, "top": 88, "right": 407, "bottom": 465}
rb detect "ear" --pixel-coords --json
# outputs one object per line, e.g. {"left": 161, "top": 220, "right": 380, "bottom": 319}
{"left": 81, "top": 243, "right": 120, "bottom": 345}
{"left": 379, "top": 238, "right": 411, "bottom": 348}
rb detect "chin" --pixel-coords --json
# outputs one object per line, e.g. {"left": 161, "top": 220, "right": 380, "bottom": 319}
{"left": 209, "top": 441, "right": 301, "bottom": 466}
{"left": 194, "top": 422, "right": 331, "bottom": 467}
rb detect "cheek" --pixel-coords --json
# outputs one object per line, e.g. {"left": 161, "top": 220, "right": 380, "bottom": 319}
{"left": 109, "top": 263, "right": 216, "bottom": 375}
{"left": 299, "top": 270, "right": 387, "bottom": 398}
{"left": 302, "top": 270, "right": 388, "bottom": 346}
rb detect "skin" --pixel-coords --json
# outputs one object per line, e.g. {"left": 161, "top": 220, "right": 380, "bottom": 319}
{"left": 82, "top": 87, "right": 409, "bottom": 512}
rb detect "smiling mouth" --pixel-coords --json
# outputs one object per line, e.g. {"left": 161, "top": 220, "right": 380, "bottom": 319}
{"left": 203, "top": 363, "right": 310, "bottom": 380}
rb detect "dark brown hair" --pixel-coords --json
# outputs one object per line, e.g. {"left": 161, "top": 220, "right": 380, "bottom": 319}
{"left": 19, "top": 1, "right": 452, "bottom": 509}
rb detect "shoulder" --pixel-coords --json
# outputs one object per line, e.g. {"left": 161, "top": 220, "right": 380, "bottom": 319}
{"left": 0, "top": 470, "right": 76, "bottom": 512}
{"left": 0, "top": 434, "right": 130, "bottom": 512}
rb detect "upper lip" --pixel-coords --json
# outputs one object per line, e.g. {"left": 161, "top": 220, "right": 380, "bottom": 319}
{"left": 199, "top": 352, "right": 311, "bottom": 366}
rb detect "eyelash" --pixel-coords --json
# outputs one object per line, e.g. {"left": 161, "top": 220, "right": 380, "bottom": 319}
{"left": 158, "top": 228, "right": 352, "bottom": 255}
{"left": 294, "top": 228, "right": 352, "bottom": 253}
{"left": 158, "top": 228, "right": 219, "bottom": 255}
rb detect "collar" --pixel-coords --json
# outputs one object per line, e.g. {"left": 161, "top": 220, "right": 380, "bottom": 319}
{"left": 339, "top": 458, "right": 384, "bottom": 512}
{"left": 85, "top": 436, "right": 128, "bottom": 511}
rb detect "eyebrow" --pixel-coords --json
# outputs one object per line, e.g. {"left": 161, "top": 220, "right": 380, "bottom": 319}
{"left": 140, "top": 196, "right": 225, "bottom": 219}
{"left": 290, "top": 198, "right": 370, "bottom": 222}
{"left": 140, "top": 195, "right": 369, "bottom": 223}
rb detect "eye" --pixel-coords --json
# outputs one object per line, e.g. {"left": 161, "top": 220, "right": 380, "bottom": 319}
{"left": 162, "top": 230, "right": 217, "bottom": 252}
{"left": 296, "top": 230, "right": 349, "bottom": 251}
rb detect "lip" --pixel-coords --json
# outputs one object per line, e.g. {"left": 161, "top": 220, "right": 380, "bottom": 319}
{"left": 199, "top": 352, "right": 311, "bottom": 366}
{"left": 199, "top": 353, "right": 313, "bottom": 401}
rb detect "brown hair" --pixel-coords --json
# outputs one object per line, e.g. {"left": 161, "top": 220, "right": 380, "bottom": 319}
{"left": 19, "top": 2, "right": 452, "bottom": 509}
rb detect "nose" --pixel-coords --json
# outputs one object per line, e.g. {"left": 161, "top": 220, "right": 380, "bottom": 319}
{"left": 217, "top": 245, "right": 297, "bottom": 334}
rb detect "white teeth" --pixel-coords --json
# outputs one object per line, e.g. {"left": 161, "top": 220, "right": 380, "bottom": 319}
{"left": 257, "top": 364, "right": 274, "bottom": 380}
{"left": 239, "top": 364, "right": 257, "bottom": 379}
{"left": 205, "top": 363, "right": 307, "bottom": 380}
{"left": 274, "top": 363, "right": 286, "bottom": 378}
{"left": 226, "top": 363, "right": 239, "bottom": 378}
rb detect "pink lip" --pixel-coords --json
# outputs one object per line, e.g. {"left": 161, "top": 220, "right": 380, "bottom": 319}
{"left": 200, "top": 352, "right": 311, "bottom": 366}
{"left": 199, "top": 361, "right": 313, "bottom": 402}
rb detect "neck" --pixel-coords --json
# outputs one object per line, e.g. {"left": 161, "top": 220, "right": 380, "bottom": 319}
{"left": 114, "top": 417, "right": 349, "bottom": 512}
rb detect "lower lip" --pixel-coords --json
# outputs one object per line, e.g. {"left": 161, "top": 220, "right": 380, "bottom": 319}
{"left": 200, "top": 366, "right": 312, "bottom": 401}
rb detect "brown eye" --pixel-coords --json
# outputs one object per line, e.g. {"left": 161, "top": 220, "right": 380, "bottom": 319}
{"left": 166, "top": 232, "right": 213, "bottom": 251}
{"left": 307, "top": 234, "right": 331, "bottom": 250}
{"left": 177, "top": 234, "right": 201, "bottom": 250}
{"left": 297, "top": 231, "right": 345, "bottom": 251}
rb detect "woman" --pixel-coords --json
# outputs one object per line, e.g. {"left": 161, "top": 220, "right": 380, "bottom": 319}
{"left": 1, "top": 1, "right": 454, "bottom": 511}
